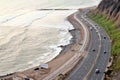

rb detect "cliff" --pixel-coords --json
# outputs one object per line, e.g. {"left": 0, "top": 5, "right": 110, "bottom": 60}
{"left": 93, "top": 0, "right": 120, "bottom": 80}
{"left": 96, "top": 0, "right": 120, "bottom": 26}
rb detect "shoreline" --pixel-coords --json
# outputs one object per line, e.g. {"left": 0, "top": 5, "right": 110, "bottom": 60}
{"left": 0, "top": 9, "right": 85, "bottom": 80}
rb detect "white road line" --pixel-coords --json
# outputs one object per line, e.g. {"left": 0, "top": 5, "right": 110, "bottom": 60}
{"left": 82, "top": 12, "right": 102, "bottom": 80}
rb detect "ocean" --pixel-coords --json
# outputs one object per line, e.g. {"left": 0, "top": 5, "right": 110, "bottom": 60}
{"left": 0, "top": 0, "right": 101, "bottom": 75}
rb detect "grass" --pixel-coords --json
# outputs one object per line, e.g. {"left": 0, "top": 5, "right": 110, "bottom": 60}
{"left": 88, "top": 12, "right": 120, "bottom": 71}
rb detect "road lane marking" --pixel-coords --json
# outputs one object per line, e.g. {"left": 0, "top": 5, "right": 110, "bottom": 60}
{"left": 82, "top": 12, "right": 102, "bottom": 80}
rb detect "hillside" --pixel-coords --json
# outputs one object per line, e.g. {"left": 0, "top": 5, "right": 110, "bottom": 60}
{"left": 97, "top": 0, "right": 120, "bottom": 26}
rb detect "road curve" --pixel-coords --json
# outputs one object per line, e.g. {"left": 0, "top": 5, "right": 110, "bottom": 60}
{"left": 85, "top": 10, "right": 111, "bottom": 80}
{"left": 67, "top": 9, "right": 111, "bottom": 80}
{"left": 43, "top": 10, "right": 90, "bottom": 80}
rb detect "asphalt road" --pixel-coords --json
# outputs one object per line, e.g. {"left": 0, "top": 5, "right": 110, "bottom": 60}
{"left": 67, "top": 9, "right": 111, "bottom": 80}
{"left": 86, "top": 13, "right": 111, "bottom": 80}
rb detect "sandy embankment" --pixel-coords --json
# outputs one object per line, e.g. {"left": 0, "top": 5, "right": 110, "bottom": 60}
{"left": 0, "top": 10, "right": 86, "bottom": 80}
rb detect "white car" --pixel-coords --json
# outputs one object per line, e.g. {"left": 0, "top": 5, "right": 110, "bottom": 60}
{"left": 90, "top": 27, "right": 92, "bottom": 30}
{"left": 95, "top": 69, "right": 100, "bottom": 74}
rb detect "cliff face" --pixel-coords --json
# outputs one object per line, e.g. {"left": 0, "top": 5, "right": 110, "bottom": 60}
{"left": 97, "top": 0, "right": 120, "bottom": 26}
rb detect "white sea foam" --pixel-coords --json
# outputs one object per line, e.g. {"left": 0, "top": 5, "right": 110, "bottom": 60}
{"left": 0, "top": 0, "right": 101, "bottom": 75}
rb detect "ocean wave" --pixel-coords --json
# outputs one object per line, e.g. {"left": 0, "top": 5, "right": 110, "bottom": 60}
{"left": 0, "top": 0, "right": 101, "bottom": 75}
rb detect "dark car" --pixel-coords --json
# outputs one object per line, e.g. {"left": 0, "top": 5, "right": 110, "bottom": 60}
{"left": 104, "top": 37, "right": 106, "bottom": 39}
{"left": 34, "top": 67, "right": 39, "bottom": 71}
{"left": 95, "top": 69, "right": 100, "bottom": 74}
{"left": 104, "top": 51, "right": 107, "bottom": 54}
{"left": 92, "top": 49, "right": 95, "bottom": 52}
{"left": 24, "top": 78, "right": 30, "bottom": 80}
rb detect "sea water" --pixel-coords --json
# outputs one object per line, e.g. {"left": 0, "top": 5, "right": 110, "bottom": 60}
{"left": 0, "top": 0, "right": 101, "bottom": 75}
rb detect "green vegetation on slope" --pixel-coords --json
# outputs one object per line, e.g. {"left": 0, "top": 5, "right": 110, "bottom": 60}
{"left": 88, "top": 12, "right": 120, "bottom": 71}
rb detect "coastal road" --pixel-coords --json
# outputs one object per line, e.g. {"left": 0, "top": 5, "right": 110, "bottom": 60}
{"left": 85, "top": 11, "right": 111, "bottom": 80}
{"left": 67, "top": 9, "right": 111, "bottom": 80}
{"left": 43, "top": 9, "right": 90, "bottom": 80}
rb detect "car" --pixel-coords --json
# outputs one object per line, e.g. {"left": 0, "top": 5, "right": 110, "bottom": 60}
{"left": 95, "top": 69, "right": 100, "bottom": 74}
{"left": 104, "top": 51, "right": 107, "bottom": 54}
{"left": 24, "top": 78, "right": 30, "bottom": 80}
{"left": 104, "top": 37, "right": 106, "bottom": 39}
{"left": 34, "top": 67, "right": 39, "bottom": 70}
{"left": 90, "top": 27, "right": 92, "bottom": 30}
{"left": 92, "top": 48, "right": 95, "bottom": 52}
